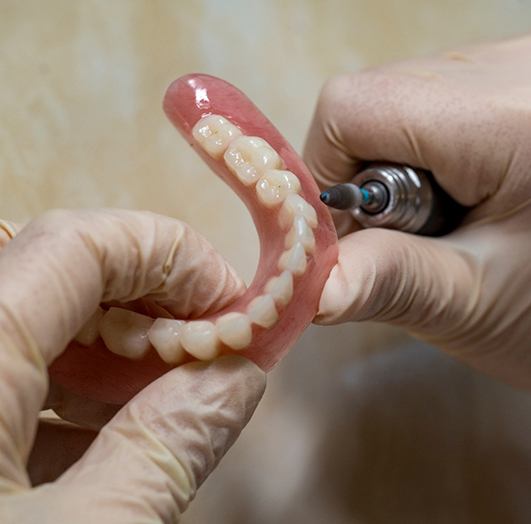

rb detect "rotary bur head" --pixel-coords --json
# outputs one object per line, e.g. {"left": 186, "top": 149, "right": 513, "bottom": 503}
{"left": 320, "top": 184, "right": 368, "bottom": 210}
{"left": 320, "top": 183, "right": 386, "bottom": 212}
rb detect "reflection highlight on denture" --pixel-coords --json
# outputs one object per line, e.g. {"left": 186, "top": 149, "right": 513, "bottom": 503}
{"left": 74, "top": 114, "right": 318, "bottom": 363}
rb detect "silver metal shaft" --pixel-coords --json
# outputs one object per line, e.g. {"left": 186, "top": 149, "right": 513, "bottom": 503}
{"left": 319, "top": 164, "right": 465, "bottom": 236}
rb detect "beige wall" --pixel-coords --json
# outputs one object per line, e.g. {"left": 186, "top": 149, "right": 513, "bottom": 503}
{"left": 2, "top": 0, "right": 531, "bottom": 279}
{"left": 2, "top": 1, "right": 531, "bottom": 522}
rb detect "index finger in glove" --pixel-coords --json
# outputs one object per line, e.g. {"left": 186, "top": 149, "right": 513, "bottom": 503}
{"left": 0, "top": 209, "right": 244, "bottom": 488}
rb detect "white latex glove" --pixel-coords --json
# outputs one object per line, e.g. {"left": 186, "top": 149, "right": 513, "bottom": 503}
{"left": 0, "top": 209, "right": 266, "bottom": 522}
{"left": 304, "top": 36, "right": 531, "bottom": 387}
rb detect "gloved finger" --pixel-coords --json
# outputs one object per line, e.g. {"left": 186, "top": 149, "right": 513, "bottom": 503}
{"left": 303, "top": 70, "right": 512, "bottom": 208}
{"left": 316, "top": 228, "right": 477, "bottom": 337}
{"left": 0, "top": 209, "right": 244, "bottom": 487}
{"left": 30, "top": 357, "right": 266, "bottom": 522}
{"left": 28, "top": 419, "right": 98, "bottom": 486}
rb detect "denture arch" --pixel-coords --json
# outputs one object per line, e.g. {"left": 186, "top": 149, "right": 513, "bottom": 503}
{"left": 49, "top": 74, "right": 338, "bottom": 405}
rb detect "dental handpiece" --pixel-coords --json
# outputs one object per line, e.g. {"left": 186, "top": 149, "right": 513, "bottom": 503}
{"left": 320, "top": 164, "right": 466, "bottom": 236}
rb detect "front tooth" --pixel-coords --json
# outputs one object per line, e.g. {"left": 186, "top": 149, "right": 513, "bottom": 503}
{"left": 279, "top": 194, "right": 318, "bottom": 229}
{"left": 247, "top": 294, "right": 278, "bottom": 328}
{"left": 265, "top": 271, "right": 293, "bottom": 307}
{"left": 224, "top": 136, "right": 282, "bottom": 186}
{"left": 285, "top": 216, "right": 316, "bottom": 253}
{"left": 99, "top": 307, "right": 153, "bottom": 359}
{"left": 180, "top": 321, "right": 220, "bottom": 360}
{"left": 216, "top": 312, "right": 252, "bottom": 350}
{"left": 148, "top": 318, "right": 186, "bottom": 365}
{"left": 256, "top": 169, "right": 301, "bottom": 207}
{"left": 278, "top": 242, "right": 307, "bottom": 276}
{"left": 192, "top": 114, "right": 242, "bottom": 159}
{"left": 75, "top": 306, "right": 104, "bottom": 346}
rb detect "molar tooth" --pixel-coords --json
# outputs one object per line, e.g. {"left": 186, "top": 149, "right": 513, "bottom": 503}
{"left": 75, "top": 306, "right": 104, "bottom": 346}
{"left": 192, "top": 114, "right": 242, "bottom": 159}
{"left": 285, "top": 216, "right": 316, "bottom": 253}
{"left": 180, "top": 320, "right": 220, "bottom": 361}
{"left": 99, "top": 307, "right": 153, "bottom": 359}
{"left": 247, "top": 294, "right": 278, "bottom": 328}
{"left": 216, "top": 312, "right": 252, "bottom": 350}
{"left": 224, "top": 136, "right": 282, "bottom": 186}
{"left": 278, "top": 242, "right": 307, "bottom": 276}
{"left": 265, "top": 271, "right": 293, "bottom": 307}
{"left": 256, "top": 169, "right": 301, "bottom": 207}
{"left": 148, "top": 318, "right": 186, "bottom": 365}
{"left": 279, "top": 194, "right": 318, "bottom": 229}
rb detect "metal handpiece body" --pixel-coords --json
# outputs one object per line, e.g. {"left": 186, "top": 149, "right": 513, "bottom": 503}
{"left": 321, "top": 164, "right": 465, "bottom": 236}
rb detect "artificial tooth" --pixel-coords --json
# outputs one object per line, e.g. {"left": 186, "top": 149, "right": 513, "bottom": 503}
{"left": 278, "top": 242, "right": 307, "bottom": 276}
{"left": 224, "top": 136, "right": 282, "bottom": 186}
{"left": 256, "top": 169, "right": 301, "bottom": 207}
{"left": 148, "top": 318, "right": 186, "bottom": 365}
{"left": 216, "top": 312, "right": 252, "bottom": 350}
{"left": 247, "top": 294, "right": 278, "bottom": 328}
{"left": 99, "top": 307, "right": 153, "bottom": 360}
{"left": 264, "top": 271, "right": 293, "bottom": 307}
{"left": 180, "top": 320, "right": 220, "bottom": 361}
{"left": 74, "top": 306, "right": 104, "bottom": 346}
{"left": 192, "top": 114, "right": 242, "bottom": 159}
{"left": 279, "top": 194, "right": 318, "bottom": 229}
{"left": 285, "top": 215, "right": 316, "bottom": 253}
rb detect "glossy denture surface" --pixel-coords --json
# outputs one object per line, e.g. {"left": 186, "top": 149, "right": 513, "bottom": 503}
{"left": 48, "top": 74, "right": 338, "bottom": 404}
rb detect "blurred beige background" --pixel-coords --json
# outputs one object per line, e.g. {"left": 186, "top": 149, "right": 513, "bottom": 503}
{"left": 1, "top": 1, "right": 531, "bottom": 522}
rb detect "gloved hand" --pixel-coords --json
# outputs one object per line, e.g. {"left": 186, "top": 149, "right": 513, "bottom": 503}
{"left": 0, "top": 209, "right": 266, "bottom": 522}
{"left": 304, "top": 36, "right": 531, "bottom": 387}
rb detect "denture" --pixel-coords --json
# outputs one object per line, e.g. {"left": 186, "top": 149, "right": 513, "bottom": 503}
{"left": 49, "top": 75, "right": 338, "bottom": 404}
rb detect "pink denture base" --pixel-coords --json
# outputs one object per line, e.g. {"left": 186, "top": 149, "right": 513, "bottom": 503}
{"left": 48, "top": 74, "right": 338, "bottom": 404}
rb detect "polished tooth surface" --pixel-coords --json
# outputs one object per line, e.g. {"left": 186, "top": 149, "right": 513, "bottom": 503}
{"left": 285, "top": 215, "right": 316, "bottom": 253}
{"left": 279, "top": 194, "right": 318, "bottom": 229}
{"left": 75, "top": 306, "right": 104, "bottom": 346}
{"left": 278, "top": 242, "right": 307, "bottom": 276}
{"left": 247, "top": 294, "right": 278, "bottom": 328}
{"left": 216, "top": 312, "right": 252, "bottom": 350}
{"left": 256, "top": 169, "right": 301, "bottom": 207}
{"left": 148, "top": 318, "right": 186, "bottom": 365}
{"left": 224, "top": 136, "right": 282, "bottom": 186}
{"left": 264, "top": 271, "right": 294, "bottom": 308}
{"left": 180, "top": 320, "right": 220, "bottom": 360}
{"left": 99, "top": 307, "right": 154, "bottom": 359}
{"left": 192, "top": 114, "right": 241, "bottom": 159}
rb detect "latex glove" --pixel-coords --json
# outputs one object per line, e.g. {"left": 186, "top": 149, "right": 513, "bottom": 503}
{"left": 304, "top": 36, "right": 531, "bottom": 387}
{"left": 0, "top": 209, "right": 266, "bottom": 522}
